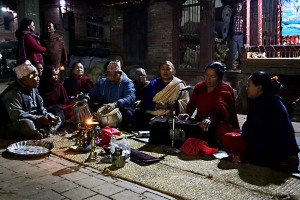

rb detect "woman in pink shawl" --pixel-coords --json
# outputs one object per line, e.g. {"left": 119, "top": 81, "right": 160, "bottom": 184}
{"left": 15, "top": 18, "right": 46, "bottom": 65}
{"left": 179, "top": 62, "right": 239, "bottom": 148}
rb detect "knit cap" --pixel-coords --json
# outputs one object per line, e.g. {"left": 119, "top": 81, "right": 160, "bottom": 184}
{"left": 14, "top": 60, "right": 37, "bottom": 79}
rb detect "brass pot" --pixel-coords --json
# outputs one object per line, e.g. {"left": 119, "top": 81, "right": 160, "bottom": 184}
{"left": 94, "top": 107, "right": 122, "bottom": 128}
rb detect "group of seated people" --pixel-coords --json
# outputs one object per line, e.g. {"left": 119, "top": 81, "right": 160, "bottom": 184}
{"left": 0, "top": 59, "right": 299, "bottom": 170}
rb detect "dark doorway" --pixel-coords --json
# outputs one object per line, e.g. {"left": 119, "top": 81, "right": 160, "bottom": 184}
{"left": 123, "top": 3, "right": 147, "bottom": 63}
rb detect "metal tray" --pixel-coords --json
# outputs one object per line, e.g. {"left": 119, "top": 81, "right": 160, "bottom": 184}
{"left": 6, "top": 140, "right": 54, "bottom": 157}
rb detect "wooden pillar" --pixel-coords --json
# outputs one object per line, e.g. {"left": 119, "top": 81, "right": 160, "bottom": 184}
{"left": 244, "top": 0, "right": 251, "bottom": 45}
{"left": 199, "top": 0, "right": 214, "bottom": 70}
{"left": 258, "top": 0, "right": 263, "bottom": 45}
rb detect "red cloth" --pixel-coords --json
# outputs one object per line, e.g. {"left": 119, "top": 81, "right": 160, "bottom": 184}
{"left": 180, "top": 138, "right": 218, "bottom": 155}
{"left": 180, "top": 138, "right": 200, "bottom": 155}
{"left": 222, "top": 131, "right": 246, "bottom": 155}
{"left": 197, "top": 140, "right": 218, "bottom": 155}
{"left": 98, "top": 126, "right": 122, "bottom": 147}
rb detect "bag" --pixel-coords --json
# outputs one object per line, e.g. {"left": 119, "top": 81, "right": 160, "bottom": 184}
{"left": 98, "top": 126, "right": 122, "bottom": 147}
{"left": 110, "top": 135, "right": 131, "bottom": 162}
{"left": 130, "top": 149, "right": 161, "bottom": 165}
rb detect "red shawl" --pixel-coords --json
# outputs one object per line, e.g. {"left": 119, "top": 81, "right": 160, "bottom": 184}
{"left": 39, "top": 66, "right": 69, "bottom": 108}
{"left": 63, "top": 75, "right": 94, "bottom": 98}
{"left": 186, "top": 81, "right": 239, "bottom": 140}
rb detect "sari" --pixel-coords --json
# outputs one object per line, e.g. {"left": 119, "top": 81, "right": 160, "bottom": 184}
{"left": 185, "top": 81, "right": 239, "bottom": 146}
{"left": 145, "top": 76, "right": 189, "bottom": 116}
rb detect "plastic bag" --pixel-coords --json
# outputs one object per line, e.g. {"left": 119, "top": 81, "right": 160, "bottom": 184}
{"left": 110, "top": 136, "right": 131, "bottom": 162}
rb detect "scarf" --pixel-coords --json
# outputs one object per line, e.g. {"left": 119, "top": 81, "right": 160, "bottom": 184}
{"left": 147, "top": 76, "right": 187, "bottom": 116}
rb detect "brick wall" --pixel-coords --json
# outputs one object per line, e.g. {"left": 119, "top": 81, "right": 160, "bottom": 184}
{"left": 110, "top": 8, "right": 124, "bottom": 56}
{"left": 147, "top": 1, "right": 173, "bottom": 66}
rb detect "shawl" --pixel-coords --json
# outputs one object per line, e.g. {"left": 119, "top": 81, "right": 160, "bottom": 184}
{"left": 186, "top": 81, "right": 239, "bottom": 129}
{"left": 146, "top": 76, "right": 189, "bottom": 116}
{"left": 41, "top": 32, "right": 68, "bottom": 67}
{"left": 64, "top": 75, "right": 94, "bottom": 98}
{"left": 16, "top": 30, "right": 45, "bottom": 65}
{"left": 39, "top": 66, "right": 69, "bottom": 108}
{"left": 242, "top": 93, "right": 299, "bottom": 165}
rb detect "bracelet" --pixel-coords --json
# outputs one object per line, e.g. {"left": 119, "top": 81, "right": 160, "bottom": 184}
{"left": 202, "top": 118, "right": 211, "bottom": 124}
{"left": 207, "top": 117, "right": 213, "bottom": 123}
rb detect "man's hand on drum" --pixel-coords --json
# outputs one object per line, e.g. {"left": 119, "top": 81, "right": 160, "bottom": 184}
{"left": 102, "top": 102, "right": 117, "bottom": 114}
{"left": 177, "top": 113, "right": 189, "bottom": 120}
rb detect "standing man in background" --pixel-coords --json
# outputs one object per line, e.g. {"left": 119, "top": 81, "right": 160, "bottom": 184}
{"left": 226, "top": 0, "right": 243, "bottom": 71}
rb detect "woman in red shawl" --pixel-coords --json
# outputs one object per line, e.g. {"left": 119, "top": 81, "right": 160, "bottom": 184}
{"left": 40, "top": 21, "right": 68, "bottom": 82}
{"left": 15, "top": 18, "right": 46, "bottom": 65}
{"left": 179, "top": 62, "right": 239, "bottom": 148}
{"left": 63, "top": 62, "right": 94, "bottom": 102}
{"left": 39, "top": 65, "right": 70, "bottom": 122}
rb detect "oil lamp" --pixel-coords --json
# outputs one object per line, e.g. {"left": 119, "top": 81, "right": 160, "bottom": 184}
{"left": 85, "top": 118, "right": 99, "bottom": 162}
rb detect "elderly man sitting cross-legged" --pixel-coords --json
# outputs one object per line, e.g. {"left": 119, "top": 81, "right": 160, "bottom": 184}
{"left": 0, "top": 60, "right": 61, "bottom": 140}
{"left": 84, "top": 60, "right": 136, "bottom": 131}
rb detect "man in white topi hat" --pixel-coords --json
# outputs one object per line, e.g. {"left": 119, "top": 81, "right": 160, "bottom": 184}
{"left": 0, "top": 60, "right": 61, "bottom": 139}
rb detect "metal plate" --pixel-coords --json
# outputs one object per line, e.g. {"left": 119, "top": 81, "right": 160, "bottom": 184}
{"left": 7, "top": 140, "right": 53, "bottom": 157}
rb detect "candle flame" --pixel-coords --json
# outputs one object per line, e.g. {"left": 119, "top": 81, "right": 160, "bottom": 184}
{"left": 86, "top": 118, "right": 93, "bottom": 125}
{"left": 86, "top": 117, "right": 99, "bottom": 125}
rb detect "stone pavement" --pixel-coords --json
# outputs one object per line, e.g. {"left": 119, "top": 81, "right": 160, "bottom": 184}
{"left": 0, "top": 149, "right": 176, "bottom": 200}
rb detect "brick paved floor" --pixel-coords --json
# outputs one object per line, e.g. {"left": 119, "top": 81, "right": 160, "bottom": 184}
{"left": 0, "top": 149, "right": 176, "bottom": 200}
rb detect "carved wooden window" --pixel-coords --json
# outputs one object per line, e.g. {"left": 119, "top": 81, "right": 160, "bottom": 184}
{"left": 86, "top": 16, "right": 104, "bottom": 38}
{"left": 178, "top": 0, "right": 201, "bottom": 69}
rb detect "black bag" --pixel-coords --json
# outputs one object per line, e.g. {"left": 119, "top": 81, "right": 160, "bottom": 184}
{"left": 130, "top": 148, "right": 162, "bottom": 165}
{"left": 149, "top": 120, "right": 171, "bottom": 146}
